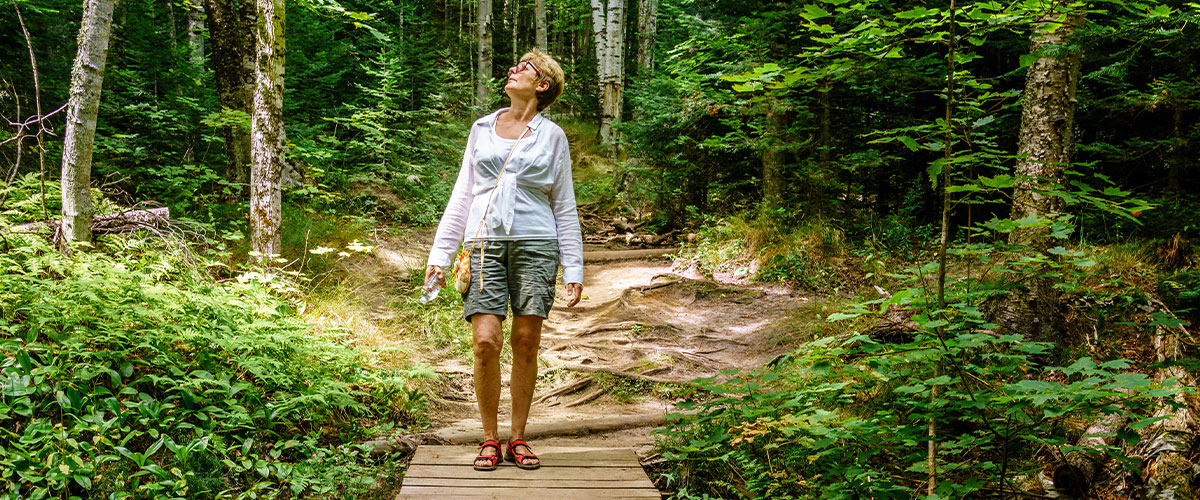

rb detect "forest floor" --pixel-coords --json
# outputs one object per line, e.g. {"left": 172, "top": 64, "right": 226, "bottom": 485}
{"left": 333, "top": 227, "right": 829, "bottom": 486}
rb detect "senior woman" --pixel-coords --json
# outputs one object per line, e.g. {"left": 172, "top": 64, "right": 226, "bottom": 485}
{"left": 425, "top": 49, "right": 583, "bottom": 471}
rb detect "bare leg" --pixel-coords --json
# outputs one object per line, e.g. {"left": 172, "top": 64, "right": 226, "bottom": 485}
{"left": 472, "top": 313, "right": 504, "bottom": 467}
{"left": 509, "top": 314, "right": 542, "bottom": 465}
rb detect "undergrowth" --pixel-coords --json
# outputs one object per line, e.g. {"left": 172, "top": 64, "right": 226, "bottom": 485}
{"left": 0, "top": 227, "right": 429, "bottom": 499}
{"left": 655, "top": 229, "right": 1193, "bottom": 498}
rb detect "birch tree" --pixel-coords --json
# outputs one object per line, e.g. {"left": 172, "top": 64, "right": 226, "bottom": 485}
{"left": 250, "top": 0, "right": 285, "bottom": 259}
{"left": 602, "top": 0, "right": 625, "bottom": 143}
{"left": 60, "top": 0, "right": 118, "bottom": 244}
{"left": 476, "top": 0, "right": 493, "bottom": 108}
{"left": 535, "top": 0, "right": 546, "bottom": 49}
{"left": 994, "top": 10, "right": 1086, "bottom": 357}
{"left": 589, "top": 0, "right": 608, "bottom": 122}
{"left": 591, "top": 0, "right": 624, "bottom": 143}
{"left": 205, "top": 0, "right": 256, "bottom": 198}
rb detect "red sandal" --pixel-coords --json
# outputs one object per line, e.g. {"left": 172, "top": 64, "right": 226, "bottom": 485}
{"left": 473, "top": 440, "right": 502, "bottom": 471}
{"left": 504, "top": 439, "right": 541, "bottom": 470}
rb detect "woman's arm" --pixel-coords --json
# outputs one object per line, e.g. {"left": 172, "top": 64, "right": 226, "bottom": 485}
{"left": 549, "top": 135, "right": 583, "bottom": 288}
{"left": 427, "top": 126, "right": 480, "bottom": 269}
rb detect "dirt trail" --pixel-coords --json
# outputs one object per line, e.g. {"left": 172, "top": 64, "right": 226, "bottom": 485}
{"left": 346, "top": 230, "right": 809, "bottom": 453}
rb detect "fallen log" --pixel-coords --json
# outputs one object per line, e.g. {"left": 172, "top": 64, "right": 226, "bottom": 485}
{"left": 5, "top": 207, "right": 171, "bottom": 234}
{"left": 1052, "top": 411, "right": 1130, "bottom": 497}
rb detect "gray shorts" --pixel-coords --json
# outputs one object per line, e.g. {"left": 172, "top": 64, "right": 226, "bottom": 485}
{"left": 461, "top": 240, "right": 559, "bottom": 322}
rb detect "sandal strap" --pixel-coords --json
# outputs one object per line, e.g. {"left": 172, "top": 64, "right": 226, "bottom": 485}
{"left": 478, "top": 439, "right": 501, "bottom": 450}
{"left": 507, "top": 439, "right": 538, "bottom": 460}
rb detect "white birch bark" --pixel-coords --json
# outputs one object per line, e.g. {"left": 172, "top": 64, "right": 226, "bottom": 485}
{"left": 476, "top": 0, "right": 493, "bottom": 108}
{"left": 601, "top": 0, "right": 625, "bottom": 144}
{"left": 250, "top": 0, "right": 285, "bottom": 259}
{"left": 589, "top": 0, "right": 608, "bottom": 137}
{"left": 511, "top": 0, "right": 518, "bottom": 62}
{"left": 535, "top": 0, "right": 546, "bottom": 49}
{"left": 60, "top": 0, "right": 118, "bottom": 244}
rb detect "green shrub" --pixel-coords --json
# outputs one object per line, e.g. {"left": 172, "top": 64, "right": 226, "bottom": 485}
{"left": 657, "top": 334, "right": 1172, "bottom": 499}
{"left": 0, "top": 234, "right": 427, "bottom": 499}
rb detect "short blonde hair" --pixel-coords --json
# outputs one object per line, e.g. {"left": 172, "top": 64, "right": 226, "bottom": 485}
{"left": 520, "top": 49, "right": 564, "bottom": 112}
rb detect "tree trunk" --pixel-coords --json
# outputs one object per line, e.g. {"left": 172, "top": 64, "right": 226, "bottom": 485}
{"left": 186, "top": 3, "right": 205, "bottom": 65}
{"left": 590, "top": 0, "right": 607, "bottom": 131}
{"left": 762, "top": 99, "right": 785, "bottom": 208}
{"left": 205, "top": 0, "right": 255, "bottom": 199}
{"left": 535, "top": 0, "right": 546, "bottom": 50}
{"left": 60, "top": 0, "right": 118, "bottom": 245}
{"left": 476, "top": 0, "right": 493, "bottom": 109}
{"left": 1167, "top": 98, "right": 1183, "bottom": 192}
{"left": 636, "top": 0, "right": 656, "bottom": 74}
{"left": 510, "top": 0, "right": 518, "bottom": 62}
{"left": 250, "top": 0, "right": 285, "bottom": 260}
{"left": 994, "top": 11, "right": 1084, "bottom": 359}
{"left": 600, "top": 0, "right": 624, "bottom": 145}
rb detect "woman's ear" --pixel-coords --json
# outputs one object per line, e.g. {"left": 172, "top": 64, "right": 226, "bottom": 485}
{"left": 536, "top": 80, "right": 550, "bottom": 93}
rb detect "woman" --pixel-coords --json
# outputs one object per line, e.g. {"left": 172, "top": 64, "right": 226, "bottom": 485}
{"left": 425, "top": 49, "right": 583, "bottom": 471}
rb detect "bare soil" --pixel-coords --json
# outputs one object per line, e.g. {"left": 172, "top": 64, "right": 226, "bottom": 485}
{"left": 342, "top": 230, "right": 813, "bottom": 454}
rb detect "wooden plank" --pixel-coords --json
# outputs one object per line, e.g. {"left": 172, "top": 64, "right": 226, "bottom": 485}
{"left": 405, "top": 464, "right": 648, "bottom": 481}
{"left": 403, "top": 478, "right": 656, "bottom": 489}
{"left": 398, "top": 445, "right": 661, "bottom": 499}
{"left": 396, "top": 486, "right": 660, "bottom": 499}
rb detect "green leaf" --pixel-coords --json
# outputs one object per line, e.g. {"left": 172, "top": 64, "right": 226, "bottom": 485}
{"left": 803, "top": 4, "right": 832, "bottom": 19}
{"left": 978, "top": 175, "right": 1015, "bottom": 188}
{"left": 1129, "top": 415, "right": 1170, "bottom": 431}
{"left": 895, "top": 6, "right": 936, "bottom": 18}
{"left": 894, "top": 383, "right": 927, "bottom": 394}
{"left": 898, "top": 136, "right": 920, "bottom": 151}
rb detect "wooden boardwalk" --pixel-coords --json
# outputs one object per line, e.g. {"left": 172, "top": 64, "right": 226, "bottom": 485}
{"left": 396, "top": 445, "right": 661, "bottom": 499}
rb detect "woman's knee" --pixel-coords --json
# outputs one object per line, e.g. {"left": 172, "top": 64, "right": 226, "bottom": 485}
{"left": 472, "top": 315, "right": 504, "bottom": 359}
{"left": 510, "top": 316, "right": 542, "bottom": 359}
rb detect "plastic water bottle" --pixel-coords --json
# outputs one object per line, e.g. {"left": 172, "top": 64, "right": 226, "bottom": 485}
{"left": 420, "top": 274, "right": 443, "bottom": 304}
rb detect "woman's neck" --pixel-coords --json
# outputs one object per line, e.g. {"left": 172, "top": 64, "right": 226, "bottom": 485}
{"left": 502, "top": 98, "right": 538, "bottom": 123}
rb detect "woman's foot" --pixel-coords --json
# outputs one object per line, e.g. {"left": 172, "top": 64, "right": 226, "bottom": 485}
{"left": 504, "top": 439, "right": 541, "bottom": 470}
{"left": 474, "top": 440, "right": 502, "bottom": 471}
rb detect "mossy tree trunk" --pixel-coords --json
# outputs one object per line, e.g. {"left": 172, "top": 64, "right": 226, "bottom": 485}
{"left": 994, "top": 11, "right": 1085, "bottom": 360}
{"left": 206, "top": 0, "right": 256, "bottom": 199}
{"left": 637, "top": 0, "right": 656, "bottom": 74}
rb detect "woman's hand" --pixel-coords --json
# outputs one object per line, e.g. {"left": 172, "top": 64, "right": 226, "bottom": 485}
{"left": 426, "top": 265, "right": 445, "bottom": 288}
{"left": 565, "top": 283, "right": 583, "bottom": 307}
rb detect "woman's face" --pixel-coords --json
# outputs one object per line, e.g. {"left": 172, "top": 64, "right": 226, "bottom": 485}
{"left": 505, "top": 60, "right": 545, "bottom": 99}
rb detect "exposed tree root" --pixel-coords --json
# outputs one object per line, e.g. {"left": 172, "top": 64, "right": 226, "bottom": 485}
{"left": 534, "top": 377, "right": 593, "bottom": 405}
{"left": 556, "top": 362, "right": 694, "bottom": 385}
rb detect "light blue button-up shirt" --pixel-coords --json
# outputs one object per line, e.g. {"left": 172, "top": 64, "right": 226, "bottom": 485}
{"left": 427, "top": 109, "right": 584, "bottom": 285}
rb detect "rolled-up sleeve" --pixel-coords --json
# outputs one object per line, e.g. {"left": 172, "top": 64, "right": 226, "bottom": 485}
{"left": 427, "top": 127, "right": 479, "bottom": 268}
{"left": 549, "top": 137, "right": 584, "bottom": 285}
